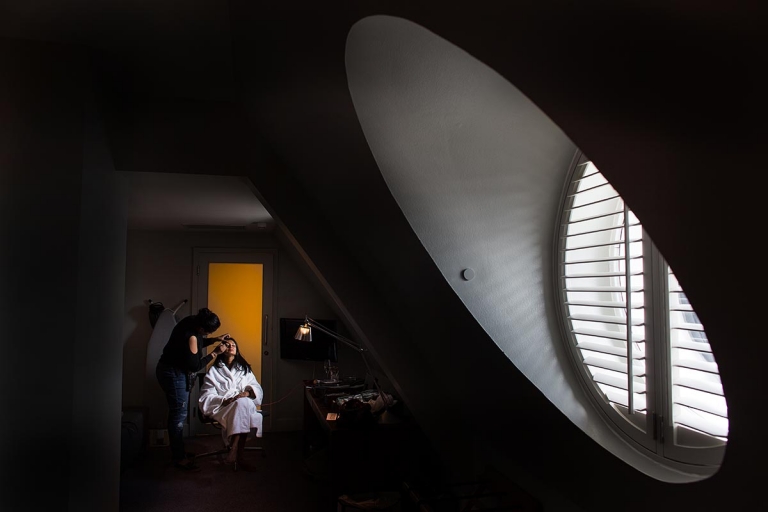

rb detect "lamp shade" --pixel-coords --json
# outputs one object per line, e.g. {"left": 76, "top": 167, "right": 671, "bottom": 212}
{"left": 294, "top": 322, "right": 312, "bottom": 342}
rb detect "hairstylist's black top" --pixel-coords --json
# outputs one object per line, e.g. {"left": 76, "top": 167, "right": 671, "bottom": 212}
{"left": 159, "top": 315, "right": 218, "bottom": 373}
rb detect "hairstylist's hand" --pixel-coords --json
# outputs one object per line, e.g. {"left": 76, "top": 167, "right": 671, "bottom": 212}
{"left": 214, "top": 342, "right": 229, "bottom": 355}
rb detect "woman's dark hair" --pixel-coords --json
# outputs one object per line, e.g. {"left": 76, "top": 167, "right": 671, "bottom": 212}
{"left": 195, "top": 307, "right": 221, "bottom": 334}
{"left": 215, "top": 338, "right": 253, "bottom": 374}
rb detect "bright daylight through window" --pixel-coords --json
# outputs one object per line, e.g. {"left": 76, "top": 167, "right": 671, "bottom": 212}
{"left": 557, "top": 158, "right": 728, "bottom": 472}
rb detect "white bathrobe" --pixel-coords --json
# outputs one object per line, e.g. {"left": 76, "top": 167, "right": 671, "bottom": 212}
{"left": 199, "top": 363, "right": 264, "bottom": 446}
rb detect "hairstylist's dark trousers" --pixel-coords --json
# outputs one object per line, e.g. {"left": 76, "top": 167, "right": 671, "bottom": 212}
{"left": 156, "top": 361, "right": 189, "bottom": 462}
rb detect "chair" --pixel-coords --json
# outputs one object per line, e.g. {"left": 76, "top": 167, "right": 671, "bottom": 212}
{"left": 194, "top": 373, "right": 267, "bottom": 460}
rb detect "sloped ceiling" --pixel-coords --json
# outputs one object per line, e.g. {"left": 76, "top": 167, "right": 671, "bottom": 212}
{"left": 120, "top": 172, "right": 272, "bottom": 231}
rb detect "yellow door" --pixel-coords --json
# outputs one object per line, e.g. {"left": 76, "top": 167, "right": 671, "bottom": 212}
{"left": 207, "top": 263, "right": 263, "bottom": 383}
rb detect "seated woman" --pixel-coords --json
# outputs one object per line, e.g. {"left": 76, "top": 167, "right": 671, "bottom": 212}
{"left": 199, "top": 338, "right": 264, "bottom": 470}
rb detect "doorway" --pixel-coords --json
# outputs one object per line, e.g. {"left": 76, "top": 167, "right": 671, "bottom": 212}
{"left": 191, "top": 248, "right": 275, "bottom": 433}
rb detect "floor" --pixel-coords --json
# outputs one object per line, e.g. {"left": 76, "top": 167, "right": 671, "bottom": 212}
{"left": 119, "top": 431, "right": 329, "bottom": 512}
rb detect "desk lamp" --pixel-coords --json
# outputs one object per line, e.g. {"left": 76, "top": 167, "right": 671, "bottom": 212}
{"left": 295, "top": 316, "right": 391, "bottom": 411}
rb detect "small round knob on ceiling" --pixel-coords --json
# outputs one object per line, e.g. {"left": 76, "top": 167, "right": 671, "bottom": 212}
{"left": 461, "top": 268, "right": 475, "bottom": 281}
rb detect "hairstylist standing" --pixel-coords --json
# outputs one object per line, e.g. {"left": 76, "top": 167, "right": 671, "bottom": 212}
{"left": 156, "top": 307, "right": 231, "bottom": 471}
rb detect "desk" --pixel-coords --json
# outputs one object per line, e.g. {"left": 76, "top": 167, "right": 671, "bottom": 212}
{"left": 302, "top": 387, "right": 424, "bottom": 506}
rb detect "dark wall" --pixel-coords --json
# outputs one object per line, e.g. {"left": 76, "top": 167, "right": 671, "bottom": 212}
{"left": 71, "top": 84, "right": 127, "bottom": 511}
{"left": 0, "top": 38, "right": 126, "bottom": 511}
{"left": 0, "top": 38, "right": 84, "bottom": 510}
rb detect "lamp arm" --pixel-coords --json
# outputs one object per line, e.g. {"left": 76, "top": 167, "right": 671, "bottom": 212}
{"left": 305, "top": 317, "right": 385, "bottom": 399}
{"left": 305, "top": 317, "right": 363, "bottom": 352}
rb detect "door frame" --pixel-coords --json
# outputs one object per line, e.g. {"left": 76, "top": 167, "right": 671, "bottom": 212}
{"left": 191, "top": 247, "right": 277, "bottom": 433}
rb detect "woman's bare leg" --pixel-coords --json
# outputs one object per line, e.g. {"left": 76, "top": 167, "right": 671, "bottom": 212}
{"left": 226, "top": 435, "right": 240, "bottom": 463}
{"left": 236, "top": 433, "right": 248, "bottom": 461}
{"left": 235, "top": 433, "right": 258, "bottom": 471}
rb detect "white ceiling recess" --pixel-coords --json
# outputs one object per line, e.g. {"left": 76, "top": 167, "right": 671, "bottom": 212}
{"left": 120, "top": 171, "right": 272, "bottom": 232}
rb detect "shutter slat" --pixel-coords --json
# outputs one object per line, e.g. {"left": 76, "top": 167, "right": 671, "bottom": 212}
{"left": 583, "top": 356, "right": 646, "bottom": 377}
{"left": 671, "top": 339, "right": 712, "bottom": 353}
{"left": 675, "top": 407, "right": 729, "bottom": 438}
{"left": 564, "top": 271, "right": 643, "bottom": 278}
{"left": 566, "top": 181, "right": 613, "bottom": 198}
{"left": 592, "top": 372, "right": 646, "bottom": 393}
{"left": 674, "top": 395, "right": 728, "bottom": 418}
{"left": 564, "top": 238, "right": 642, "bottom": 252}
{"left": 564, "top": 255, "right": 643, "bottom": 265}
{"left": 577, "top": 341, "right": 645, "bottom": 359}
{"left": 569, "top": 312, "right": 644, "bottom": 326}
{"left": 574, "top": 327, "right": 645, "bottom": 343}
{"left": 674, "top": 376, "right": 724, "bottom": 396}
{"left": 577, "top": 168, "right": 601, "bottom": 180}
{"left": 565, "top": 285, "right": 644, "bottom": 293}
{"left": 565, "top": 299, "right": 643, "bottom": 309}
{"left": 565, "top": 186, "right": 621, "bottom": 206}
{"left": 673, "top": 358, "right": 720, "bottom": 375}
{"left": 563, "top": 225, "right": 622, "bottom": 239}
{"left": 601, "top": 386, "right": 646, "bottom": 411}
{"left": 561, "top": 209, "right": 623, "bottom": 226}
{"left": 670, "top": 324, "right": 705, "bottom": 334}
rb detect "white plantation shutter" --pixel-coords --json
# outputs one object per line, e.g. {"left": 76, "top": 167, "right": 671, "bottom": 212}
{"left": 558, "top": 159, "right": 727, "bottom": 469}
{"left": 664, "top": 269, "right": 728, "bottom": 463}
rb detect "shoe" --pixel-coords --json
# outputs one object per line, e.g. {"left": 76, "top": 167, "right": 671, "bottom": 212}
{"left": 222, "top": 459, "right": 238, "bottom": 472}
{"left": 174, "top": 460, "right": 201, "bottom": 472}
